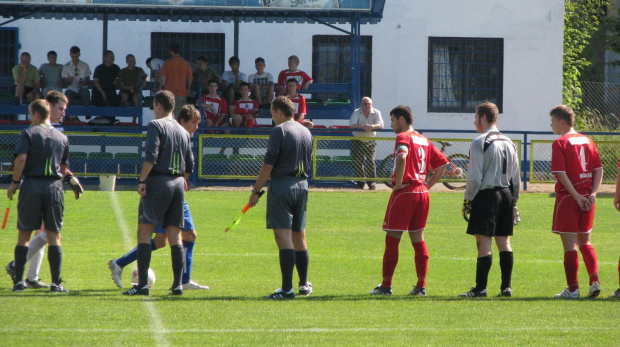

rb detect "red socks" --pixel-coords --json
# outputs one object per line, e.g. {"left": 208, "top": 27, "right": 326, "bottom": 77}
{"left": 413, "top": 241, "right": 429, "bottom": 288}
{"left": 381, "top": 235, "right": 400, "bottom": 288}
{"left": 564, "top": 250, "right": 579, "bottom": 291}
{"left": 579, "top": 244, "right": 599, "bottom": 285}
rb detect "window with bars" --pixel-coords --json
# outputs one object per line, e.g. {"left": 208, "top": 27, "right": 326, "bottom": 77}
{"left": 428, "top": 37, "right": 504, "bottom": 113}
{"left": 312, "top": 35, "right": 372, "bottom": 98}
{"left": 0, "top": 28, "right": 18, "bottom": 94}
{"left": 151, "top": 32, "right": 225, "bottom": 74}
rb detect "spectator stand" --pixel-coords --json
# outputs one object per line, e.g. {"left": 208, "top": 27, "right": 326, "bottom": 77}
{"left": 0, "top": 76, "right": 144, "bottom": 133}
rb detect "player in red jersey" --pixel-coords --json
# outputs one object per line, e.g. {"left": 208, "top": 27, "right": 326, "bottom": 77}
{"left": 276, "top": 55, "right": 312, "bottom": 95}
{"left": 285, "top": 78, "right": 313, "bottom": 129}
{"left": 198, "top": 79, "right": 229, "bottom": 128}
{"left": 370, "top": 105, "right": 448, "bottom": 296}
{"left": 612, "top": 159, "right": 620, "bottom": 298}
{"left": 230, "top": 82, "right": 258, "bottom": 128}
{"left": 549, "top": 105, "right": 603, "bottom": 299}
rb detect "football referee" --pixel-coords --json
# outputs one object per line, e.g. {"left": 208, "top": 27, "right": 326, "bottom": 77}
{"left": 8, "top": 99, "right": 70, "bottom": 293}
{"left": 459, "top": 102, "right": 521, "bottom": 298}
{"left": 123, "top": 90, "right": 194, "bottom": 296}
{"left": 249, "top": 96, "right": 313, "bottom": 300}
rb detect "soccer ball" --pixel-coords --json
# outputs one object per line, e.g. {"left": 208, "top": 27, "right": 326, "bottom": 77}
{"left": 131, "top": 268, "right": 156, "bottom": 289}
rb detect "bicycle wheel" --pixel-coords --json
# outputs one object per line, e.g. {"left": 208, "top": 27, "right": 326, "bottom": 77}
{"left": 378, "top": 154, "right": 394, "bottom": 188}
{"left": 442, "top": 153, "right": 469, "bottom": 190}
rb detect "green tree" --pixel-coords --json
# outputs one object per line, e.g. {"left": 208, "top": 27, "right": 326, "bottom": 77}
{"left": 563, "top": 0, "right": 608, "bottom": 109}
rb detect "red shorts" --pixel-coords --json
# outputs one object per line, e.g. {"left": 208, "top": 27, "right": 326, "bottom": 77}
{"left": 552, "top": 192, "right": 595, "bottom": 234}
{"left": 383, "top": 184, "right": 429, "bottom": 232}
{"left": 206, "top": 114, "right": 228, "bottom": 127}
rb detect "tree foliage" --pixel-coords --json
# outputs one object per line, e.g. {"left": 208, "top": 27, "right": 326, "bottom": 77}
{"left": 563, "top": 0, "right": 608, "bottom": 109}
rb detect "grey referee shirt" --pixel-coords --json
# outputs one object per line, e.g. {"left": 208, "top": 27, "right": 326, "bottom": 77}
{"left": 15, "top": 124, "right": 69, "bottom": 179}
{"left": 264, "top": 120, "right": 312, "bottom": 179}
{"left": 464, "top": 126, "right": 520, "bottom": 202}
{"left": 144, "top": 117, "right": 194, "bottom": 176}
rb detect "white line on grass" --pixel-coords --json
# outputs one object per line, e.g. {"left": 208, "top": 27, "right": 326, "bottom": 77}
{"left": 109, "top": 192, "right": 170, "bottom": 347}
{"left": 3, "top": 326, "right": 619, "bottom": 334}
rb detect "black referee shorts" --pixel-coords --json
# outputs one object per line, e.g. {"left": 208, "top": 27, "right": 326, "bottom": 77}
{"left": 466, "top": 187, "right": 514, "bottom": 237}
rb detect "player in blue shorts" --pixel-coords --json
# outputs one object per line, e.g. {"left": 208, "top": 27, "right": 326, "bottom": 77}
{"left": 107, "top": 104, "right": 208, "bottom": 290}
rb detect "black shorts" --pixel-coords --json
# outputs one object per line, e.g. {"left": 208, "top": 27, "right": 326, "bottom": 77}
{"left": 17, "top": 177, "right": 64, "bottom": 232}
{"left": 138, "top": 174, "right": 185, "bottom": 228}
{"left": 266, "top": 178, "right": 308, "bottom": 232}
{"left": 466, "top": 187, "right": 513, "bottom": 237}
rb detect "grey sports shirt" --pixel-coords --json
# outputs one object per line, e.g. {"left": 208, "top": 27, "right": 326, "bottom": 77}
{"left": 464, "top": 126, "right": 520, "bottom": 202}
{"left": 144, "top": 117, "right": 194, "bottom": 175}
{"left": 264, "top": 120, "right": 312, "bottom": 179}
{"left": 15, "top": 124, "right": 69, "bottom": 178}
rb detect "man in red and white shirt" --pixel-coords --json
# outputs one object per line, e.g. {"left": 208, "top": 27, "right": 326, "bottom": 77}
{"left": 549, "top": 104, "right": 603, "bottom": 299}
{"left": 370, "top": 105, "right": 448, "bottom": 296}
{"left": 230, "top": 82, "right": 258, "bottom": 128}
{"left": 277, "top": 55, "right": 312, "bottom": 95}
{"left": 286, "top": 78, "right": 313, "bottom": 129}
{"left": 199, "top": 79, "right": 229, "bottom": 128}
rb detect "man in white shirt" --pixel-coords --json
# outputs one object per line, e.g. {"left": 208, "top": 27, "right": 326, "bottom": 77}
{"left": 61, "top": 46, "right": 91, "bottom": 108}
{"left": 349, "top": 97, "right": 384, "bottom": 190}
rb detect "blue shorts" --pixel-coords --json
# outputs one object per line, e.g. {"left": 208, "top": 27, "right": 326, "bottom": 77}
{"left": 154, "top": 200, "right": 195, "bottom": 233}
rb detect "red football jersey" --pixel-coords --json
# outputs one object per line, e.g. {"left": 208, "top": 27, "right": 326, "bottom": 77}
{"left": 551, "top": 133, "right": 602, "bottom": 193}
{"left": 287, "top": 94, "right": 307, "bottom": 122}
{"left": 233, "top": 99, "right": 258, "bottom": 115}
{"left": 391, "top": 131, "right": 449, "bottom": 187}
{"left": 200, "top": 94, "right": 228, "bottom": 123}
{"left": 278, "top": 69, "right": 312, "bottom": 90}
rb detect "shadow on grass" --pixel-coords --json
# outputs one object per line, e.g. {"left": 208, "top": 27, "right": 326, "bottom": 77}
{"left": 1, "top": 289, "right": 616, "bottom": 302}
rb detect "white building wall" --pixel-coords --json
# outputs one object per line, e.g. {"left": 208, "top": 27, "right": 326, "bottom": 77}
{"left": 7, "top": 0, "right": 564, "bottom": 132}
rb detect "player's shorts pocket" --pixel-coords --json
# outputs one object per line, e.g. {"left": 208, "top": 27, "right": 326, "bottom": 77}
{"left": 51, "top": 183, "right": 64, "bottom": 204}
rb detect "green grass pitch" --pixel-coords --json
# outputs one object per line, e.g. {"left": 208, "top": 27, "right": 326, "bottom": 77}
{"left": 0, "top": 189, "right": 619, "bottom": 346}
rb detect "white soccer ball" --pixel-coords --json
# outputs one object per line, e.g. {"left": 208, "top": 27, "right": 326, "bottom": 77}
{"left": 131, "top": 268, "right": 156, "bottom": 289}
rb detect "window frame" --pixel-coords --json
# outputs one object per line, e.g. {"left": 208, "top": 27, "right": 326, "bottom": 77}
{"left": 312, "top": 34, "right": 373, "bottom": 99}
{"left": 427, "top": 37, "right": 504, "bottom": 113}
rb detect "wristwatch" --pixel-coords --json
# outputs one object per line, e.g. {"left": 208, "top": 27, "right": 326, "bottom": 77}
{"left": 251, "top": 188, "right": 261, "bottom": 195}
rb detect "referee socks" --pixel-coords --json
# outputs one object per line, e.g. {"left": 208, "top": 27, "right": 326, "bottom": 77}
{"left": 13, "top": 245, "right": 28, "bottom": 284}
{"left": 48, "top": 245, "right": 63, "bottom": 285}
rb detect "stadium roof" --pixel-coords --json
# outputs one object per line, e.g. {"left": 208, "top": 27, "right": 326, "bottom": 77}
{"left": 0, "top": 0, "right": 385, "bottom": 25}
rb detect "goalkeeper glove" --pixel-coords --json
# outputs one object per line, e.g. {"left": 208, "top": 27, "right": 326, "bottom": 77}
{"left": 513, "top": 205, "right": 521, "bottom": 225}
{"left": 462, "top": 200, "right": 471, "bottom": 222}
{"left": 64, "top": 174, "right": 84, "bottom": 200}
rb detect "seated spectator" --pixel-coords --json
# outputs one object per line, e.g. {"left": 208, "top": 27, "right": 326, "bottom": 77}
{"left": 146, "top": 57, "right": 164, "bottom": 93}
{"left": 285, "top": 78, "right": 313, "bottom": 129}
{"left": 248, "top": 57, "right": 274, "bottom": 108}
{"left": 230, "top": 82, "right": 258, "bottom": 128}
{"left": 92, "top": 50, "right": 120, "bottom": 107}
{"left": 220, "top": 56, "right": 248, "bottom": 106}
{"left": 276, "top": 55, "right": 312, "bottom": 95}
{"left": 61, "top": 46, "right": 91, "bottom": 113}
{"left": 198, "top": 79, "right": 230, "bottom": 128}
{"left": 191, "top": 56, "right": 220, "bottom": 100}
{"left": 119, "top": 54, "right": 147, "bottom": 123}
{"left": 39, "top": 50, "right": 63, "bottom": 95}
{"left": 12, "top": 52, "right": 42, "bottom": 104}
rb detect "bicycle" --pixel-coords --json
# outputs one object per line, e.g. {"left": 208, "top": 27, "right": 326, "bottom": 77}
{"left": 378, "top": 140, "right": 469, "bottom": 190}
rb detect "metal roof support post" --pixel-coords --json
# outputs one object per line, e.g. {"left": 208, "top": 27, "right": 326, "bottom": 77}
{"left": 234, "top": 17, "right": 239, "bottom": 58}
{"left": 351, "top": 14, "right": 361, "bottom": 109}
{"left": 103, "top": 12, "right": 108, "bottom": 53}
